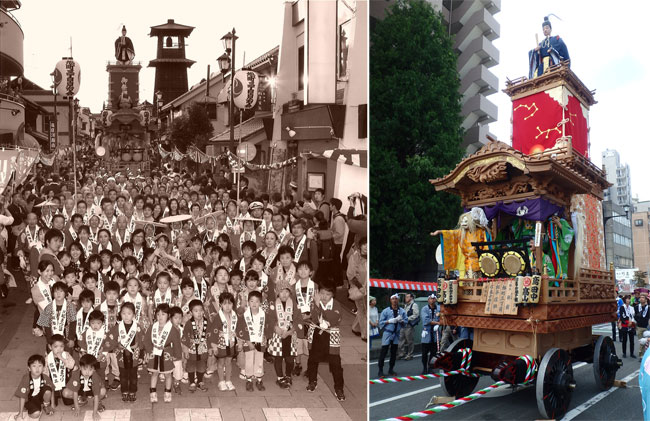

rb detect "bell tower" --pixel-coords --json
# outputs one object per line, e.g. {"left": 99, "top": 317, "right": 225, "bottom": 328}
{"left": 148, "top": 19, "right": 196, "bottom": 105}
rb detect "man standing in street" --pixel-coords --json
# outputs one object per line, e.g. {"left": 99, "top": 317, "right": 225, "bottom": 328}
{"left": 377, "top": 294, "right": 407, "bottom": 377}
{"left": 330, "top": 198, "right": 346, "bottom": 287}
{"left": 398, "top": 293, "right": 419, "bottom": 360}
{"left": 637, "top": 294, "right": 650, "bottom": 362}
{"left": 420, "top": 294, "right": 439, "bottom": 374}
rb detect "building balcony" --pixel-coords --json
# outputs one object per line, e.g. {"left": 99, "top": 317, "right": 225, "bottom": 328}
{"left": 0, "top": 94, "right": 25, "bottom": 143}
{"left": 0, "top": 7, "right": 24, "bottom": 77}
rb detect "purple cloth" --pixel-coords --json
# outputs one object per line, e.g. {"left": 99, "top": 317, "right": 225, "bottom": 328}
{"left": 466, "top": 198, "right": 564, "bottom": 227}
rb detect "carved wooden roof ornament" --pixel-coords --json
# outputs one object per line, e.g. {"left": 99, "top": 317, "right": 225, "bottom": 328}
{"left": 430, "top": 137, "right": 610, "bottom": 208}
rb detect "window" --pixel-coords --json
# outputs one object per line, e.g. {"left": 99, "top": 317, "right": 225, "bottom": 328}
{"left": 337, "top": 0, "right": 355, "bottom": 80}
{"left": 298, "top": 46, "right": 305, "bottom": 91}
{"left": 636, "top": 219, "right": 644, "bottom": 227}
{"left": 358, "top": 104, "right": 367, "bottom": 138}
{"left": 292, "top": 0, "right": 306, "bottom": 26}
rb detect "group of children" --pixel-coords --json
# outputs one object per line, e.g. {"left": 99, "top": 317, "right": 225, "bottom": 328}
{"left": 17, "top": 230, "right": 346, "bottom": 420}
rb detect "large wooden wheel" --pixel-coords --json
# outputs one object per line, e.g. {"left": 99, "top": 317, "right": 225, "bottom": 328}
{"left": 593, "top": 335, "right": 621, "bottom": 390}
{"left": 439, "top": 338, "right": 479, "bottom": 398}
{"left": 536, "top": 348, "right": 576, "bottom": 420}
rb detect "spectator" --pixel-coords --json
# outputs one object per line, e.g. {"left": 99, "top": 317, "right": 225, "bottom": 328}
{"left": 397, "top": 293, "right": 419, "bottom": 360}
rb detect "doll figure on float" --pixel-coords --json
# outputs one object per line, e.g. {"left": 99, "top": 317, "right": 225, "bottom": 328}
{"left": 433, "top": 208, "right": 488, "bottom": 279}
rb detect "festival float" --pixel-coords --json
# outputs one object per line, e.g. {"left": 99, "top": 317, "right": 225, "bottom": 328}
{"left": 410, "top": 19, "right": 618, "bottom": 420}
{"left": 98, "top": 26, "right": 156, "bottom": 175}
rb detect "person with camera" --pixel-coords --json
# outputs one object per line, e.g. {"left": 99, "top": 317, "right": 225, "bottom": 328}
{"left": 397, "top": 293, "right": 419, "bottom": 360}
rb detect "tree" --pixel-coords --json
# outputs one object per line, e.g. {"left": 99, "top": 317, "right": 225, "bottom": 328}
{"left": 168, "top": 101, "right": 214, "bottom": 152}
{"left": 634, "top": 271, "right": 647, "bottom": 289}
{"left": 370, "top": 0, "right": 465, "bottom": 279}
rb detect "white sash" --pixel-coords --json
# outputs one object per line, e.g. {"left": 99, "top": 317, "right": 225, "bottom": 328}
{"left": 80, "top": 240, "right": 93, "bottom": 257}
{"left": 51, "top": 299, "right": 67, "bottom": 335}
{"left": 277, "top": 228, "right": 288, "bottom": 243}
{"left": 259, "top": 220, "right": 270, "bottom": 237}
{"left": 152, "top": 321, "right": 172, "bottom": 356}
{"left": 639, "top": 304, "right": 649, "bottom": 319}
{"left": 37, "top": 279, "right": 53, "bottom": 307}
{"left": 134, "top": 246, "right": 144, "bottom": 263}
{"left": 320, "top": 298, "right": 334, "bottom": 311}
{"left": 181, "top": 297, "right": 191, "bottom": 315}
{"left": 76, "top": 307, "right": 93, "bottom": 340}
{"left": 100, "top": 301, "right": 119, "bottom": 332}
{"left": 85, "top": 328, "right": 104, "bottom": 357}
{"left": 68, "top": 226, "right": 77, "bottom": 242}
{"left": 261, "top": 247, "right": 278, "bottom": 274}
{"left": 25, "top": 226, "right": 39, "bottom": 247}
{"left": 240, "top": 231, "right": 257, "bottom": 252}
{"left": 238, "top": 258, "right": 249, "bottom": 273}
{"left": 219, "top": 309, "right": 237, "bottom": 346}
{"left": 192, "top": 277, "right": 208, "bottom": 302}
{"left": 276, "top": 298, "right": 294, "bottom": 330}
{"left": 128, "top": 216, "right": 136, "bottom": 233}
{"left": 226, "top": 217, "right": 234, "bottom": 231}
{"left": 154, "top": 288, "right": 172, "bottom": 307}
{"left": 295, "top": 279, "right": 315, "bottom": 313}
{"left": 98, "top": 242, "right": 113, "bottom": 252}
{"left": 115, "top": 230, "right": 130, "bottom": 247}
{"left": 122, "top": 293, "right": 143, "bottom": 322}
{"left": 277, "top": 264, "right": 296, "bottom": 288}
{"left": 102, "top": 215, "right": 117, "bottom": 232}
{"left": 47, "top": 352, "right": 67, "bottom": 391}
{"left": 244, "top": 308, "right": 265, "bottom": 343}
{"left": 118, "top": 321, "right": 137, "bottom": 354}
{"left": 291, "top": 235, "right": 307, "bottom": 263}
{"left": 89, "top": 228, "right": 99, "bottom": 244}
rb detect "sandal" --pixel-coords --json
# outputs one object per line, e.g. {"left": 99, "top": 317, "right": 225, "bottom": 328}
{"left": 97, "top": 403, "right": 105, "bottom": 413}
{"left": 129, "top": 392, "right": 137, "bottom": 402}
{"left": 122, "top": 393, "right": 129, "bottom": 402}
{"left": 42, "top": 404, "right": 54, "bottom": 416}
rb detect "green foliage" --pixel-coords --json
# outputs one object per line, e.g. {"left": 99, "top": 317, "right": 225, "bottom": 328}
{"left": 370, "top": 0, "right": 465, "bottom": 279}
{"left": 169, "top": 102, "right": 214, "bottom": 152}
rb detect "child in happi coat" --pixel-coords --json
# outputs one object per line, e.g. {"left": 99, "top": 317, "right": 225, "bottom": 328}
{"left": 75, "top": 289, "right": 95, "bottom": 350}
{"left": 210, "top": 266, "right": 237, "bottom": 316}
{"left": 87, "top": 254, "right": 102, "bottom": 291}
{"left": 82, "top": 272, "right": 104, "bottom": 307}
{"left": 169, "top": 268, "right": 183, "bottom": 303}
{"left": 306, "top": 287, "right": 345, "bottom": 401}
{"left": 273, "top": 245, "right": 297, "bottom": 294}
{"left": 104, "top": 302, "right": 144, "bottom": 402}
{"left": 45, "top": 334, "right": 77, "bottom": 408}
{"left": 100, "top": 280, "right": 121, "bottom": 391}
{"left": 230, "top": 269, "right": 244, "bottom": 294}
{"left": 181, "top": 300, "right": 211, "bottom": 392}
{"left": 31, "top": 260, "right": 54, "bottom": 336}
{"left": 79, "top": 310, "right": 109, "bottom": 388}
{"left": 236, "top": 290, "right": 274, "bottom": 392}
{"left": 190, "top": 260, "right": 210, "bottom": 304}
{"left": 37, "top": 281, "right": 77, "bottom": 352}
{"left": 234, "top": 240, "right": 257, "bottom": 274}
{"left": 63, "top": 354, "right": 107, "bottom": 420}
{"left": 124, "top": 256, "right": 140, "bottom": 281}
{"left": 99, "top": 249, "right": 113, "bottom": 287}
{"left": 293, "top": 261, "right": 318, "bottom": 376}
{"left": 269, "top": 286, "right": 302, "bottom": 389}
{"left": 252, "top": 254, "right": 276, "bottom": 307}
{"left": 210, "top": 292, "right": 238, "bottom": 391}
{"left": 238, "top": 270, "right": 261, "bottom": 312}
{"left": 150, "top": 271, "right": 174, "bottom": 320}
{"left": 178, "top": 278, "right": 196, "bottom": 326}
{"left": 169, "top": 306, "right": 185, "bottom": 395}
{"left": 63, "top": 266, "right": 82, "bottom": 304}
{"left": 144, "top": 303, "right": 182, "bottom": 403}
{"left": 121, "top": 277, "right": 149, "bottom": 331}
{"left": 15, "top": 354, "right": 56, "bottom": 418}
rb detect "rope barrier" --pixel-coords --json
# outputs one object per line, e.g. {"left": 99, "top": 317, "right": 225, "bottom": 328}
{"left": 379, "top": 354, "right": 538, "bottom": 420}
{"left": 369, "top": 369, "right": 480, "bottom": 384}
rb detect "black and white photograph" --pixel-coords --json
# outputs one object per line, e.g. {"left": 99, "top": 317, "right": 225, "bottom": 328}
{"left": 0, "top": 1, "right": 367, "bottom": 420}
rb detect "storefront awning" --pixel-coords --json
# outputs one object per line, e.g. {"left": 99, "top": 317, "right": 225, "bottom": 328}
{"left": 281, "top": 104, "right": 345, "bottom": 140}
{"left": 210, "top": 117, "right": 266, "bottom": 143}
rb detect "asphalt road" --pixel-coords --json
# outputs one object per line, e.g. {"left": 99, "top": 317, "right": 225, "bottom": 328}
{"left": 369, "top": 324, "right": 644, "bottom": 421}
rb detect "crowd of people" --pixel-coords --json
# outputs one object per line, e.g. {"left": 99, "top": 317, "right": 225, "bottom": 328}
{"left": 0, "top": 160, "right": 367, "bottom": 420}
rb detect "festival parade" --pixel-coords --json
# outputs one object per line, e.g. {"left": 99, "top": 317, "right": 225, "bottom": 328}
{"left": 370, "top": 1, "right": 650, "bottom": 421}
{"left": 0, "top": 1, "right": 367, "bottom": 420}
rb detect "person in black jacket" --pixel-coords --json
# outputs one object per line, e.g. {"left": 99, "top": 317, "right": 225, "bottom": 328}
{"left": 619, "top": 295, "right": 636, "bottom": 358}
{"left": 636, "top": 294, "right": 650, "bottom": 362}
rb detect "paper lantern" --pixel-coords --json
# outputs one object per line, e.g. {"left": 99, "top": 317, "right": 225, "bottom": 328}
{"left": 53, "top": 59, "right": 81, "bottom": 97}
{"left": 529, "top": 144, "right": 545, "bottom": 155}
{"left": 233, "top": 70, "right": 259, "bottom": 110}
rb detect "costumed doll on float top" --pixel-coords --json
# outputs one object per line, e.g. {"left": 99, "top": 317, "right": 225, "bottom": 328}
{"left": 432, "top": 207, "right": 489, "bottom": 279}
{"left": 529, "top": 15, "right": 570, "bottom": 79}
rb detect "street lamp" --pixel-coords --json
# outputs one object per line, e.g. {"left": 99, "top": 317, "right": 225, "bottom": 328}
{"left": 219, "top": 28, "right": 238, "bottom": 154}
{"left": 603, "top": 203, "right": 631, "bottom": 268}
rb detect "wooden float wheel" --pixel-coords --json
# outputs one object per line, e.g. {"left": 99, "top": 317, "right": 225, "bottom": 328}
{"left": 593, "top": 335, "right": 620, "bottom": 390}
{"left": 536, "top": 348, "right": 576, "bottom": 420}
{"left": 439, "top": 338, "right": 479, "bottom": 398}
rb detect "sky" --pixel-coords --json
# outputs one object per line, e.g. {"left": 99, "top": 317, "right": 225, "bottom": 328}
{"left": 16, "top": 0, "right": 284, "bottom": 111}
{"left": 489, "top": 0, "right": 650, "bottom": 201}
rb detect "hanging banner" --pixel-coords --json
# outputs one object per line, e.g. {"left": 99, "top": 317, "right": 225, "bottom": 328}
{"left": 53, "top": 58, "right": 81, "bottom": 98}
{"left": 15, "top": 149, "right": 39, "bottom": 186}
{"left": 233, "top": 70, "right": 260, "bottom": 110}
{"left": 38, "top": 152, "right": 56, "bottom": 166}
{"left": 49, "top": 122, "right": 56, "bottom": 151}
{"left": 0, "top": 150, "right": 19, "bottom": 194}
{"left": 300, "top": 149, "right": 367, "bottom": 168}
{"left": 158, "top": 144, "right": 171, "bottom": 158}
